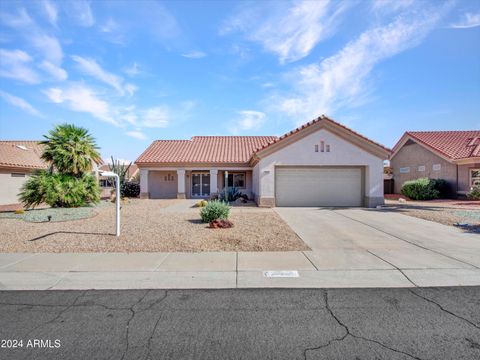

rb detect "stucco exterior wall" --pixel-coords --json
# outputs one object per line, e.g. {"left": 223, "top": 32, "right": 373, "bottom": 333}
{"left": 0, "top": 169, "right": 32, "bottom": 205}
{"left": 256, "top": 128, "right": 385, "bottom": 207}
{"left": 390, "top": 141, "right": 457, "bottom": 194}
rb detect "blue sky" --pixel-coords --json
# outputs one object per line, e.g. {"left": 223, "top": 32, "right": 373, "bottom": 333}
{"left": 0, "top": 0, "right": 479, "bottom": 162}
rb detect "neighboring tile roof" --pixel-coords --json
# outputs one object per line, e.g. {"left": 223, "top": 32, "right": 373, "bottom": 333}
{"left": 395, "top": 131, "right": 480, "bottom": 160}
{"left": 99, "top": 163, "right": 139, "bottom": 179}
{"left": 254, "top": 115, "right": 391, "bottom": 153}
{"left": 136, "top": 136, "right": 278, "bottom": 165}
{"left": 0, "top": 141, "right": 46, "bottom": 170}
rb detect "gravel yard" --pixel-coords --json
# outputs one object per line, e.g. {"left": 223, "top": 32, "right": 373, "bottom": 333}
{"left": 0, "top": 199, "right": 308, "bottom": 253}
{"left": 383, "top": 200, "right": 480, "bottom": 233}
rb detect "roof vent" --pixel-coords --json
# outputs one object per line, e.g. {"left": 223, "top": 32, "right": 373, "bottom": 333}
{"left": 15, "top": 145, "right": 28, "bottom": 150}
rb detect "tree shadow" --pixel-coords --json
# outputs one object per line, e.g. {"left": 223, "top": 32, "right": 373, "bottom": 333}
{"left": 29, "top": 231, "right": 113, "bottom": 242}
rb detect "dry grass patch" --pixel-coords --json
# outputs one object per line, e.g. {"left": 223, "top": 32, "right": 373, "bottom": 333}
{"left": 0, "top": 199, "right": 308, "bottom": 252}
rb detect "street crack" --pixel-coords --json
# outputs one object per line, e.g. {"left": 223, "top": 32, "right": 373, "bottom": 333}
{"left": 120, "top": 290, "right": 151, "bottom": 360}
{"left": 409, "top": 289, "right": 480, "bottom": 331}
{"left": 304, "top": 290, "right": 424, "bottom": 360}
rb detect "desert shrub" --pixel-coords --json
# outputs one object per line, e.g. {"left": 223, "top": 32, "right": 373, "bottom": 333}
{"left": 200, "top": 200, "right": 230, "bottom": 223}
{"left": 121, "top": 181, "right": 140, "bottom": 198}
{"left": 209, "top": 219, "right": 234, "bottom": 228}
{"left": 195, "top": 200, "right": 208, "bottom": 207}
{"left": 219, "top": 187, "right": 244, "bottom": 202}
{"left": 19, "top": 170, "right": 100, "bottom": 208}
{"left": 400, "top": 178, "right": 440, "bottom": 200}
{"left": 467, "top": 186, "right": 480, "bottom": 200}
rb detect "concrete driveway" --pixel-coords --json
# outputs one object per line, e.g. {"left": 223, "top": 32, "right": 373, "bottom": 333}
{"left": 274, "top": 207, "right": 480, "bottom": 278}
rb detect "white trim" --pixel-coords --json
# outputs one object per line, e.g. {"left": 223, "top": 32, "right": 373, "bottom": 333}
{"left": 140, "top": 166, "right": 252, "bottom": 171}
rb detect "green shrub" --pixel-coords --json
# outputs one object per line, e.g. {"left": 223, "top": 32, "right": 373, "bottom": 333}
{"left": 431, "top": 178, "right": 450, "bottom": 197}
{"left": 200, "top": 200, "right": 230, "bottom": 223}
{"left": 219, "top": 187, "right": 244, "bottom": 202}
{"left": 467, "top": 186, "right": 480, "bottom": 200}
{"left": 400, "top": 178, "right": 441, "bottom": 200}
{"left": 120, "top": 181, "right": 140, "bottom": 198}
{"left": 19, "top": 170, "right": 100, "bottom": 208}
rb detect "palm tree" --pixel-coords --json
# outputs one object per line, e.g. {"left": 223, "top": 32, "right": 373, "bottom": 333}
{"left": 40, "top": 124, "right": 102, "bottom": 176}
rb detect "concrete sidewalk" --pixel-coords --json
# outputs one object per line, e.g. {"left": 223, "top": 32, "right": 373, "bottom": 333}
{"left": 1, "top": 251, "right": 479, "bottom": 290}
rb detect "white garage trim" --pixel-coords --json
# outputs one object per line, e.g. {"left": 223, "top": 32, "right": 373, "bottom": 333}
{"left": 275, "top": 166, "right": 365, "bottom": 207}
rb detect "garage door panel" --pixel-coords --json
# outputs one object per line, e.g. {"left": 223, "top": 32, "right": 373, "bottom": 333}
{"left": 276, "top": 167, "right": 363, "bottom": 207}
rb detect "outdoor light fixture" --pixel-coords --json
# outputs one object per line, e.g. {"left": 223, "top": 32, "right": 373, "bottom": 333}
{"left": 99, "top": 170, "right": 120, "bottom": 237}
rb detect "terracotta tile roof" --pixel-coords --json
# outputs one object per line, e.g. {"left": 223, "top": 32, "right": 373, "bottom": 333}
{"left": 99, "top": 163, "right": 139, "bottom": 179}
{"left": 254, "top": 115, "right": 391, "bottom": 153}
{"left": 0, "top": 141, "right": 47, "bottom": 170}
{"left": 136, "top": 136, "right": 278, "bottom": 165}
{"left": 395, "top": 131, "right": 480, "bottom": 160}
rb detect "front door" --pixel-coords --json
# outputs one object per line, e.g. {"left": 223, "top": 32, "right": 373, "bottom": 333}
{"left": 192, "top": 173, "right": 210, "bottom": 197}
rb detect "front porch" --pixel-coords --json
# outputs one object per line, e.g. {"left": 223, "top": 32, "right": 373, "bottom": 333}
{"left": 140, "top": 168, "right": 253, "bottom": 200}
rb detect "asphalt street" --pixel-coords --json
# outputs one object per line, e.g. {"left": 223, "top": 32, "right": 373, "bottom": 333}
{"left": 0, "top": 287, "right": 479, "bottom": 360}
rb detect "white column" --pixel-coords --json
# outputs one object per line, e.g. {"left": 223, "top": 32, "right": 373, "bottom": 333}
{"left": 140, "top": 169, "right": 149, "bottom": 199}
{"left": 210, "top": 169, "right": 218, "bottom": 196}
{"left": 177, "top": 169, "right": 186, "bottom": 198}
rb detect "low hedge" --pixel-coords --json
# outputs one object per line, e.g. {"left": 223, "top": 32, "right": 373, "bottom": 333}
{"left": 400, "top": 178, "right": 447, "bottom": 200}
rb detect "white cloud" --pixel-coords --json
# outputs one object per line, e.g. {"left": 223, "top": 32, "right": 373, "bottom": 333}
{"left": 274, "top": 5, "right": 449, "bottom": 120}
{"left": 126, "top": 130, "right": 147, "bottom": 140}
{"left": 0, "top": 8, "right": 33, "bottom": 28}
{"left": 181, "top": 51, "right": 206, "bottom": 59}
{"left": 371, "top": 0, "right": 414, "bottom": 14}
{"left": 71, "top": 56, "right": 136, "bottom": 96}
{"left": 41, "top": 0, "right": 58, "bottom": 26}
{"left": 0, "top": 90, "right": 42, "bottom": 117}
{"left": 222, "top": 0, "right": 350, "bottom": 63}
{"left": 449, "top": 12, "right": 480, "bottom": 29}
{"left": 0, "top": 49, "right": 40, "bottom": 84}
{"left": 124, "top": 62, "right": 140, "bottom": 77}
{"left": 100, "top": 18, "right": 118, "bottom": 33}
{"left": 44, "top": 84, "right": 117, "bottom": 125}
{"left": 31, "top": 33, "right": 63, "bottom": 65}
{"left": 230, "top": 110, "right": 266, "bottom": 134}
{"left": 68, "top": 0, "right": 94, "bottom": 27}
{"left": 142, "top": 106, "right": 170, "bottom": 128}
{"left": 39, "top": 61, "right": 68, "bottom": 81}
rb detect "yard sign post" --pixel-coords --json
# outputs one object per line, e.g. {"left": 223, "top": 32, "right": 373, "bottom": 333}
{"left": 99, "top": 171, "right": 120, "bottom": 237}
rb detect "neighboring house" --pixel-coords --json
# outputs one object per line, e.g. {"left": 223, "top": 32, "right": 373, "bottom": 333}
{"left": 0, "top": 140, "right": 103, "bottom": 205}
{"left": 390, "top": 131, "right": 480, "bottom": 196}
{"left": 135, "top": 116, "right": 391, "bottom": 207}
{"left": 98, "top": 163, "right": 139, "bottom": 198}
{"left": 0, "top": 141, "right": 46, "bottom": 205}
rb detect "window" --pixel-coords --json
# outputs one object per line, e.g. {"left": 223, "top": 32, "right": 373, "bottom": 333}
{"left": 314, "top": 144, "right": 319, "bottom": 152}
{"left": 99, "top": 179, "right": 112, "bottom": 187}
{"left": 11, "top": 173, "right": 25, "bottom": 177}
{"left": 432, "top": 164, "right": 441, "bottom": 171}
{"left": 227, "top": 172, "right": 245, "bottom": 188}
{"left": 471, "top": 169, "right": 480, "bottom": 187}
{"left": 417, "top": 165, "right": 426, "bottom": 172}
{"left": 399, "top": 167, "right": 410, "bottom": 174}
{"left": 326, "top": 144, "right": 330, "bottom": 152}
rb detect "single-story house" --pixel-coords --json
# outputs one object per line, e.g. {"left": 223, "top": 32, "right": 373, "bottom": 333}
{"left": 135, "top": 115, "right": 391, "bottom": 207}
{"left": 390, "top": 130, "right": 480, "bottom": 196}
{"left": 0, "top": 141, "right": 47, "bottom": 205}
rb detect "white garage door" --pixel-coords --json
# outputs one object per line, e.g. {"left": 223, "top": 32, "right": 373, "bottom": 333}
{"left": 275, "top": 167, "right": 363, "bottom": 207}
